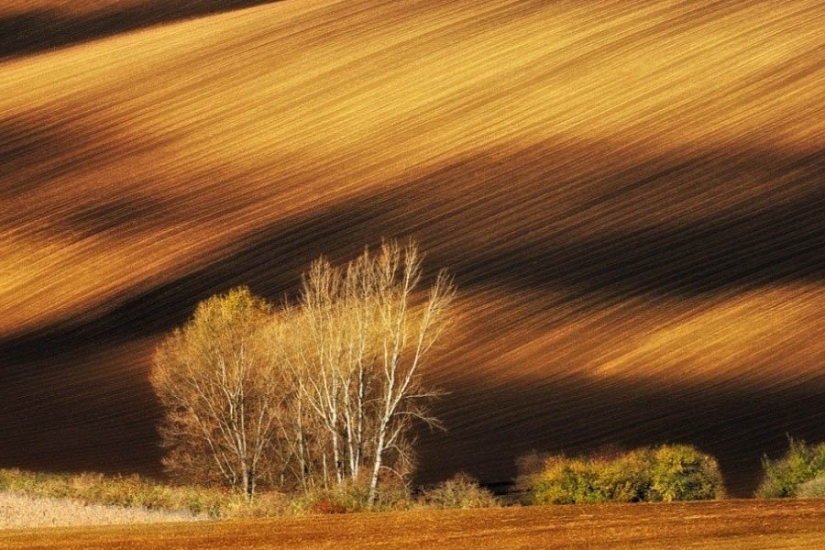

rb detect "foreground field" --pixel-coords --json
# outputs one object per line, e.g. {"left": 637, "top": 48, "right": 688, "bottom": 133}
{"left": 2, "top": 501, "right": 825, "bottom": 549}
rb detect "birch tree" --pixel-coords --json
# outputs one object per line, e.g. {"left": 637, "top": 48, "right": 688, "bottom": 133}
{"left": 283, "top": 241, "right": 455, "bottom": 504}
{"left": 362, "top": 241, "right": 454, "bottom": 505}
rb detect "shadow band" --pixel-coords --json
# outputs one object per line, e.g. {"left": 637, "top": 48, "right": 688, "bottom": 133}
{"left": 0, "top": 1, "right": 280, "bottom": 60}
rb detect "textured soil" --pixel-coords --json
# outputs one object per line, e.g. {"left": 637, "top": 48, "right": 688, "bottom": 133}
{"left": 1, "top": 500, "right": 825, "bottom": 549}
{"left": 1, "top": 0, "right": 824, "bottom": 497}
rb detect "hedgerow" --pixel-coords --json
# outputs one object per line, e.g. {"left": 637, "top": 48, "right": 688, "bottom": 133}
{"left": 528, "top": 445, "right": 725, "bottom": 504}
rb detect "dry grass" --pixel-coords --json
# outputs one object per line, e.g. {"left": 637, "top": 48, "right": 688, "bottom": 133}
{"left": 1, "top": 0, "right": 824, "bottom": 496}
{"left": 0, "top": 493, "right": 196, "bottom": 529}
{"left": 1, "top": 500, "right": 825, "bottom": 549}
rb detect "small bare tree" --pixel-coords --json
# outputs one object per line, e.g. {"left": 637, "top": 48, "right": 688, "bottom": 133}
{"left": 363, "top": 242, "right": 454, "bottom": 505}
{"left": 151, "top": 287, "right": 287, "bottom": 499}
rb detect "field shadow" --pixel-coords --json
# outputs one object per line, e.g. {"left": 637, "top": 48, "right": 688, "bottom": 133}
{"left": 0, "top": 117, "right": 81, "bottom": 199}
{"left": 1, "top": 141, "right": 823, "bottom": 488}
{"left": 0, "top": 112, "right": 186, "bottom": 241}
{"left": 0, "top": 343, "right": 164, "bottom": 477}
{"left": 0, "top": 0, "right": 280, "bottom": 61}
{"left": 7, "top": 141, "right": 824, "bottom": 346}
{"left": 0, "top": 113, "right": 177, "bottom": 200}
{"left": 450, "top": 189, "right": 825, "bottom": 296}
{"left": 415, "top": 376, "right": 825, "bottom": 497}
{"left": 1, "top": 354, "right": 822, "bottom": 494}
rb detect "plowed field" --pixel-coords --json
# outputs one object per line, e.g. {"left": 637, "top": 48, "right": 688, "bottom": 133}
{"left": 1, "top": 0, "right": 824, "bottom": 496}
{"left": 2, "top": 501, "right": 825, "bottom": 549}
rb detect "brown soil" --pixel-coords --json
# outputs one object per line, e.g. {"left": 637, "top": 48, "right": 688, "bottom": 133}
{"left": 1, "top": 500, "right": 825, "bottom": 549}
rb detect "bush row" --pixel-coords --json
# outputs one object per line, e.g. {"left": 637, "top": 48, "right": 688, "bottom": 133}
{"left": 524, "top": 438, "right": 825, "bottom": 504}
{"left": 525, "top": 445, "right": 725, "bottom": 504}
{"left": 6, "top": 438, "right": 825, "bottom": 515}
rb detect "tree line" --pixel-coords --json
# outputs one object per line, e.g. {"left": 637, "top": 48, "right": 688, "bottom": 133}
{"left": 150, "top": 241, "right": 454, "bottom": 504}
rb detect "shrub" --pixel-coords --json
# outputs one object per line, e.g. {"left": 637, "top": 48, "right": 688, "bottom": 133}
{"left": 756, "top": 438, "right": 825, "bottom": 498}
{"left": 283, "top": 481, "right": 412, "bottom": 514}
{"left": 648, "top": 445, "right": 725, "bottom": 502}
{"left": 285, "top": 483, "right": 374, "bottom": 515}
{"left": 373, "top": 480, "right": 415, "bottom": 511}
{"left": 419, "top": 473, "right": 500, "bottom": 509}
{"left": 530, "top": 445, "right": 725, "bottom": 504}
{"left": 533, "top": 457, "right": 604, "bottom": 505}
{"left": 593, "top": 448, "right": 655, "bottom": 503}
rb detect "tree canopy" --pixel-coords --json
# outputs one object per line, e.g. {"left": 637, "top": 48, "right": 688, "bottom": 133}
{"left": 151, "top": 241, "right": 454, "bottom": 503}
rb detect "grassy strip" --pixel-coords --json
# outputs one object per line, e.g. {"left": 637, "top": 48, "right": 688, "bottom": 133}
{"left": 0, "top": 469, "right": 270, "bottom": 518}
{"left": 0, "top": 470, "right": 500, "bottom": 518}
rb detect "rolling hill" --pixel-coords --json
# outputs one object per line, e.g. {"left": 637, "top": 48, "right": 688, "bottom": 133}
{"left": 1, "top": 0, "right": 824, "bottom": 495}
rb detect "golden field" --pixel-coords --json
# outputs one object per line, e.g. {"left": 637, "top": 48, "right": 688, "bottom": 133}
{"left": 1, "top": 0, "right": 824, "bottom": 498}
{"left": 3, "top": 501, "right": 825, "bottom": 549}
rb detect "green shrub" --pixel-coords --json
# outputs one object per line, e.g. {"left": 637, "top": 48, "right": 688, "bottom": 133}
{"left": 756, "top": 438, "right": 825, "bottom": 498}
{"left": 533, "top": 457, "right": 605, "bottom": 505}
{"left": 593, "top": 448, "right": 655, "bottom": 503}
{"left": 530, "top": 445, "right": 725, "bottom": 504}
{"left": 648, "top": 445, "right": 725, "bottom": 502}
{"left": 419, "top": 473, "right": 500, "bottom": 509}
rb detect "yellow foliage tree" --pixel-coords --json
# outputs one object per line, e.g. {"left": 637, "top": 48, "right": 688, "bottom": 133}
{"left": 151, "top": 287, "right": 287, "bottom": 499}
